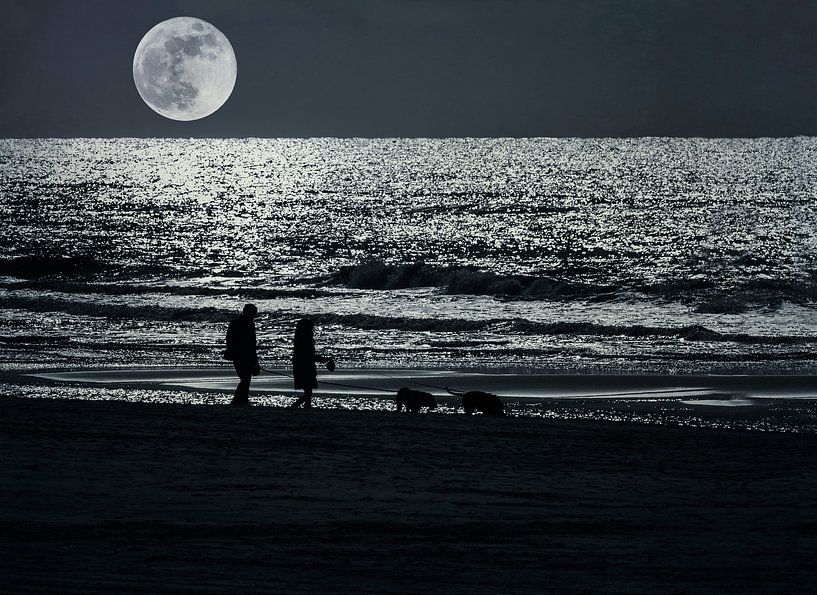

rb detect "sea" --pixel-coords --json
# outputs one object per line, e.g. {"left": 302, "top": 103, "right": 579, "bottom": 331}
{"left": 2, "top": 137, "right": 817, "bottom": 430}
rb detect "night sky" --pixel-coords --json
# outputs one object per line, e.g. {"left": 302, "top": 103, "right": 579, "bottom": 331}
{"left": 3, "top": 0, "right": 817, "bottom": 137}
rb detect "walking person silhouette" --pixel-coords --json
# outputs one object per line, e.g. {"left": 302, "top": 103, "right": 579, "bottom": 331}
{"left": 289, "top": 318, "right": 334, "bottom": 409}
{"left": 224, "top": 303, "right": 260, "bottom": 406}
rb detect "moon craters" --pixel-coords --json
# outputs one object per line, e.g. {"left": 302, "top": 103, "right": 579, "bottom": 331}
{"left": 133, "top": 17, "right": 236, "bottom": 121}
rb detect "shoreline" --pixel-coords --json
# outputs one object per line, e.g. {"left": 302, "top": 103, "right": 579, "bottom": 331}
{"left": 3, "top": 367, "right": 817, "bottom": 435}
{"left": 15, "top": 366, "right": 817, "bottom": 398}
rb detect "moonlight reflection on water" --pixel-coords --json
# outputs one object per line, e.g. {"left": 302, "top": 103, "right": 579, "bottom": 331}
{"left": 3, "top": 138, "right": 817, "bottom": 376}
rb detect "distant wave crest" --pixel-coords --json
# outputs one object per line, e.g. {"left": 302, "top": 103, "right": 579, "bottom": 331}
{"left": 330, "top": 260, "right": 817, "bottom": 312}
{"left": 328, "top": 260, "right": 614, "bottom": 299}
{"left": 2, "top": 294, "right": 815, "bottom": 346}
{"left": 311, "top": 314, "right": 815, "bottom": 345}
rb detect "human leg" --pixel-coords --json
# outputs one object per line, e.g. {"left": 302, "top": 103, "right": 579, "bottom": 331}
{"left": 289, "top": 387, "right": 312, "bottom": 408}
{"left": 231, "top": 362, "right": 252, "bottom": 405}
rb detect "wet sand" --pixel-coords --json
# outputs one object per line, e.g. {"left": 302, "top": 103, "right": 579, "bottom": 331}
{"left": 29, "top": 367, "right": 817, "bottom": 400}
{"left": 1, "top": 394, "right": 816, "bottom": 593}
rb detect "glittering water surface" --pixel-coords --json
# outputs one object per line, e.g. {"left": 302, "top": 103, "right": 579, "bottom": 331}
{"left": 3, "top": 137, "right": 817, "bottom": 378}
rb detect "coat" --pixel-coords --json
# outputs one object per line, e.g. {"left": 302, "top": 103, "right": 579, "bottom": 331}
{"left": 225, "top": 315, "right": 258, "bottom": 366}
{"left": 292, "top": 334, "right": 329, "bottom": 389}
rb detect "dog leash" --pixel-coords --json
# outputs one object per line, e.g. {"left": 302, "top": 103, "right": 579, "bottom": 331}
{"left": 259, "top": 366, "right": 394, "bottom": 393}
{"left": 367, "top": 369, "right": 455, "bottom": 393}
{"left": 255, "top": 343, "right": 457, "bottom": 393}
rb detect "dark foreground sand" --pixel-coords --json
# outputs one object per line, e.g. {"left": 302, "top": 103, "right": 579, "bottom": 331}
{"left": 1, "top": 396, "right": 816, "bottom": 593}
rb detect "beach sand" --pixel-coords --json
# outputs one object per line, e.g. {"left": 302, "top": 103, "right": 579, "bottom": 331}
{"left": 2, "top": 386, "right": 816, "bottom": 593}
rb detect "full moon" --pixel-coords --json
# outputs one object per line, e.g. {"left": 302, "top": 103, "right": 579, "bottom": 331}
{"left": 133, "top": 17, "right": 237, "bottom": 121}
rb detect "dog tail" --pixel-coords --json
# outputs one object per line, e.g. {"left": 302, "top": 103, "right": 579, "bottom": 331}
{"left": 446, "top": 386, "right": 464, "bottom": 396}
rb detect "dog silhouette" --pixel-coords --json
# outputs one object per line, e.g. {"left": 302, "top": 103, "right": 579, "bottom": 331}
{"left": 447, "top": 388, "right": 504, "bottom": 416}
{"left": 396, "top": 387, "right": 438, "bottom": 413}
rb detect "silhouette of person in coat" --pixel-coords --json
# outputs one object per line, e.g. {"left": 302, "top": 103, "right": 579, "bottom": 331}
{"left": 289, "top": 318, "right": 334, "bottom": 409}
{"left": 224, "top": 303, "right": 260, "bottom": 406}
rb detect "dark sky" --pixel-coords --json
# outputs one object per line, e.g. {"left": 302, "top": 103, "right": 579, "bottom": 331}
{"left": 3, "top": 0, "right": 817, "bottom": 137}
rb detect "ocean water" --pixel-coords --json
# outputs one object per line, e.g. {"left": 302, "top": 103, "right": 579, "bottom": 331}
{"left": 3, "top": 137, "right": 817, "bottom": 376}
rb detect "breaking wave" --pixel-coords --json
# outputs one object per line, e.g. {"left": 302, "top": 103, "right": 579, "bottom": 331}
{"left": 7, "top": 255, "right": 817, "bottom": 315}
{"left": 328, "top": 260, "right": 615, "bottom": 299}
{"left": 329, "top": 260, "right": 817, "bottom": 312}
{"left": 310, "top": 314, "right": 817, "bottom": 345}
{"left": 2, "top": 293, "right": 817, "bottom": 345}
